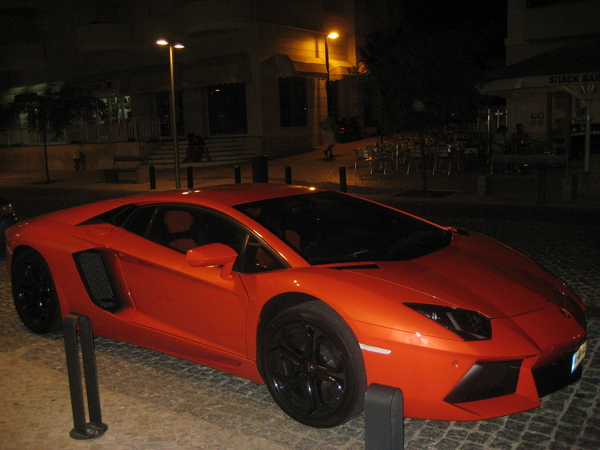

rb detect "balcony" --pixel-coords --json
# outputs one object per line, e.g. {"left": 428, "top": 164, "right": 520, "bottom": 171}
{"left": 75, "top": 22, "right": 131, "bottom": 55}
{"left": 183, "top": 0, "right": 253, "bottom": 37}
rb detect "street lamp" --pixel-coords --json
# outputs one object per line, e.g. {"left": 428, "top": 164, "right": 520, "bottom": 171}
{"left": 156, "top": 39, "right": 185, "bottom": 188}
{"left": 324, "top": 32, "right": 338, "bottom": 113}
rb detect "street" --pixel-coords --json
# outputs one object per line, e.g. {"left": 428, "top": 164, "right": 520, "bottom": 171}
{"left": 1, "top": 187, "right": 599, "bottom": 449}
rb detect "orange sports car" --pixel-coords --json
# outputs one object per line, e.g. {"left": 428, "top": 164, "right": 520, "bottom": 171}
{"left": 5, "top": 184, "right": 587, "bottom": 428}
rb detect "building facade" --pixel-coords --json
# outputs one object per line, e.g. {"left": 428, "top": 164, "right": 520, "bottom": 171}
{"left": 0, "top": 0, "right": 399, "bottom": 159}
{"left": 480, "top": 0, "right": 600, "bottom": 167}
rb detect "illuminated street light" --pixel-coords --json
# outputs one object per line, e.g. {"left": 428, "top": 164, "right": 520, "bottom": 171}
{"left": 324, "top": 32, "right": 338, "bottom": 113}
{"left": 156, "top": 39, "right": 185, "bottom": 188}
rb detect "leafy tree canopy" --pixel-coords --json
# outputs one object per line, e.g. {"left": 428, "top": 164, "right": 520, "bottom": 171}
{"left": 358, "top": 24, "right": 488, "bottom": 134}
{"left": 14, "top": 86, "right": 103, "bottom": 138}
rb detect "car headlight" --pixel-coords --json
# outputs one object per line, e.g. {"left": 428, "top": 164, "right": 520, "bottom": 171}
{"left": 405, "top": 303, "right": 492, "bottom": 341}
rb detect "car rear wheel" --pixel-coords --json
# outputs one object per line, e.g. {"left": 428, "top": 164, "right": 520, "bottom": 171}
{"left": 12, "top": 249, "right": 62, "bottom": 334}
{"left": 259, "top": 300, "right": 366, "bottom": 428}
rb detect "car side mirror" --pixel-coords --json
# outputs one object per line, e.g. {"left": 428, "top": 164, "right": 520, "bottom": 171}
{"left": 185, "top": 243, "right": 238, "bottom": 279}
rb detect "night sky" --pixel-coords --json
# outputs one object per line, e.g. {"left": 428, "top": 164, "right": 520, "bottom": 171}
{"left": 403, "top": 0, "right": 508, "bottom": 59}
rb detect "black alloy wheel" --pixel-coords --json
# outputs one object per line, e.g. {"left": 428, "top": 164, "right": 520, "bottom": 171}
{"left": 12, "top": 249, "right": 62, "bottom": 334}
{"left": 259, "top": 300, "right": 366, "bottom": 428}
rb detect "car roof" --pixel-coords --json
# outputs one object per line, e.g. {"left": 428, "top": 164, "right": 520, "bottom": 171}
{"left": 38, "top": 184, "right": 323, "bottom": 226}
{"left": 173, "top": 183, "right": 321, "bottom": 206}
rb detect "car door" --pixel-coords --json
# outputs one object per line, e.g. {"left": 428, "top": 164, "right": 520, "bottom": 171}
{"left": 110, "top": 205, "right": 252, "bottom": 357}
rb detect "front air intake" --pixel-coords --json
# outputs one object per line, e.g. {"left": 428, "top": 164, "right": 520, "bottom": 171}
{"left": 74, "top": 250, "right": 122, "bottom": 312}
{"left": 444, "top": 360, "right": 522, "bottom": 404}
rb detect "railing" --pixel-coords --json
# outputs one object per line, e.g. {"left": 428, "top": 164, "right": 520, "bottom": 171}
{"left": 0, "top": 117, "right": 161, "bottom": 146}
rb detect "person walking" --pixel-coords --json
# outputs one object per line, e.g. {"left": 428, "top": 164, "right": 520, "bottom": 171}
{"left": 320, "top": 112, "right": 337, "bottom": 158}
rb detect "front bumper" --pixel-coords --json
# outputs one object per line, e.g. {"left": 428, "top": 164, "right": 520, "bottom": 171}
{"left": 352, "top": 304, "right": 587, "bottom": 421}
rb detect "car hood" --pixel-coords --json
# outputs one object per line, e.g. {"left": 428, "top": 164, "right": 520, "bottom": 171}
{"left": 332, "top": 232, "right": 554, "bottom": 319}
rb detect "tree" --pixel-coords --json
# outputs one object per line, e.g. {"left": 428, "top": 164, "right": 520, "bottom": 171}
{"left": 358, "top": 24, "right": 489, "bottom": 195}
{"left": 358, "top": 24, "right": 486, "bottom": 135}
{"left": 13, "top": 86, "right": 103, "bottom": 183}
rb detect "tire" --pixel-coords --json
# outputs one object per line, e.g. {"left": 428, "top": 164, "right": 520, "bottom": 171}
{"left": 12, "top": 249, "right": 62, "bottom": 334}
{"left": 259, "top": 300, "right": 366, "bottom": 428}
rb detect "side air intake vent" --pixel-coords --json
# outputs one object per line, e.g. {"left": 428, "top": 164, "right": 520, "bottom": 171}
{"left": 73, "top": 250, "right": 122, "bottom": 312}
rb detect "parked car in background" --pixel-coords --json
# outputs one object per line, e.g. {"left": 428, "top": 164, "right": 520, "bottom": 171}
{"left": 4, "top": 184, "right": 587, "bottom": 428}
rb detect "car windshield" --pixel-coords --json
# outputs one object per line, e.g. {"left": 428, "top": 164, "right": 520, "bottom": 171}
{"left": 234, "top": 191, "right": 451, "bottom": 264}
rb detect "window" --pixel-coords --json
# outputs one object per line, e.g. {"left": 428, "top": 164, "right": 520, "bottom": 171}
{"left": 235, "top": 191, "right": 451, "bottom": 264}
{"left": 279, "top": 77, "right": 308, "bottom": 127}
{"left": 140, "top": 207, "right": 245, "bottom": 254}
{"left": 240, "top": 235, "right": 287, "bottom": 273}
{"left": 207, "top": 83, "right": 248, "bottom": 135}
{"left": 89, "top": 203, "right": 286, "bottom": 273}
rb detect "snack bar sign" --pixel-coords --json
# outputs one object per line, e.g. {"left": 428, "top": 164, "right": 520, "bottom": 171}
{"left": 549, "top": 73, "right": 600, "bottom": 84}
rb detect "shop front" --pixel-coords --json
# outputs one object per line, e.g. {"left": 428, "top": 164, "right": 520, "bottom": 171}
{"left": 479, "top": 39, "right": 600, "bottom": 172}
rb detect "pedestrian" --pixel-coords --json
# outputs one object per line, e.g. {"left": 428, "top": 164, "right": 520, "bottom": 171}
{"left": 72, "top": 148, "right": 82, "bottom": 170}
{"left": 184, "top": 132, "right": 212, "bottom": 162}
{"left": 320, "top": 112, "right": 337, "bottom": 158}
{"left": 492, "top": 126, "right": 509, "bottom": 154}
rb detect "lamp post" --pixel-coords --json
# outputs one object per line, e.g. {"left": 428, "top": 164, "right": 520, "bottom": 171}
{"left": 324, "top": 32, "right": 338, "bottom": 113}
{"left": 156, "top": 39, "right": 184, "bottom": 188}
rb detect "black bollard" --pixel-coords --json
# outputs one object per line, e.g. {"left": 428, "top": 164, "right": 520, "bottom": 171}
{"left": 187, "top": 165, "right": 194, "bottom": 189}
{"left": 365, "top": 383, "right": 404, "bottom": 449}
{"left": 149, "top": 166, "right": 156, "bottom": 190}
{"left": 285, "top": 166, "right": 292, "bottom": 184}
{"left": 537, "top": 165, "right": 546, "bottom": 205}
{"left": 234, "top": 166, "right": 241, "bottom": 184}
{"left": 63, "top": 313, "right": 108, "bottom": 440}
{"left": 252, "top": 155, "right": 269, "bottom": 183}
{"left": 339, "top": 166, "right": 347, "bottom": 192}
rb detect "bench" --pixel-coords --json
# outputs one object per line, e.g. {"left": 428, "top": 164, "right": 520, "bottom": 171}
{"left": 102, "top": 155, "right": 148, "bottom": 183}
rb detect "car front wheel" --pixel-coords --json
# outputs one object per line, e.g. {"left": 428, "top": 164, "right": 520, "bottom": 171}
{"left": 259, "top": 300, "right": 366, "bottom": 428}
{"left": 12, "top": 249, "right": 62, "bottom": 334}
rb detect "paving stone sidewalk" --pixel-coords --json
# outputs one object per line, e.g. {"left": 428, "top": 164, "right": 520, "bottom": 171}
{"left": 1, "top": 140, "right": 599, "bottom": 449}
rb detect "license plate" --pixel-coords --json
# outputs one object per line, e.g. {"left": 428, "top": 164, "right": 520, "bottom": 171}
{"left": 571, "top": 340, "right": 588, "bottom": 373}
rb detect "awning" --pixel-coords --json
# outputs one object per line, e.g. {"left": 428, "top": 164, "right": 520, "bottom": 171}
{"left": 63, "top": 71, "right": 131, "bottom": 96}
{"left": 263, "top": 54, "right": 356, "bottom": 80}
{"left": 267, "top": 54, "right": 327, "bottom": 79}
{"left": 183, "top": 53, "right": 251, "bottom": 87}
{"left": 478, "top": 38, "right": 600, "bottom": 97}
{"left": 130, "top": 54, "right": 252, "bottom": 92}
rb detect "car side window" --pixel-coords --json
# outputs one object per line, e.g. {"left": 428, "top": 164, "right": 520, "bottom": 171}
{"left": 122, "top": 205, "right": 285, "bottom": 272}
{"left": 138, "top": 206, "right": 246, "bottom": 255}
{"left": 122, "top": 206, "right": 158, "bottom": 238}
{"left": 240, "top": 235, "right": 286, "bottom": 273}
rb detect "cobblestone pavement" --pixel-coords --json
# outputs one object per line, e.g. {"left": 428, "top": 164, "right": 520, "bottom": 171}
{"left": 1, "top": 210, "right": 599, "bottom": 450}
{"left": 1, "top": 142, "right": 599, "bottom": 449}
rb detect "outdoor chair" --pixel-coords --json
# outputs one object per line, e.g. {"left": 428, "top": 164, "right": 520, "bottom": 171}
{"left": 406, "top": 146, "right": 424, "bottom": 174}
{"left": 432, "top": 146, "right": 452, "bottom": 175}
{"left": 372, "top": 147, "right": 394, "bottom": 174}
{"left": 354, "top": 147, "right": 374, "bottom": 175}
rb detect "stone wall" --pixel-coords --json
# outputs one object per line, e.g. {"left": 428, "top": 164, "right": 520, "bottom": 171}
{"left": 0, "top": 141, "right": 160, "bottom": 172}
